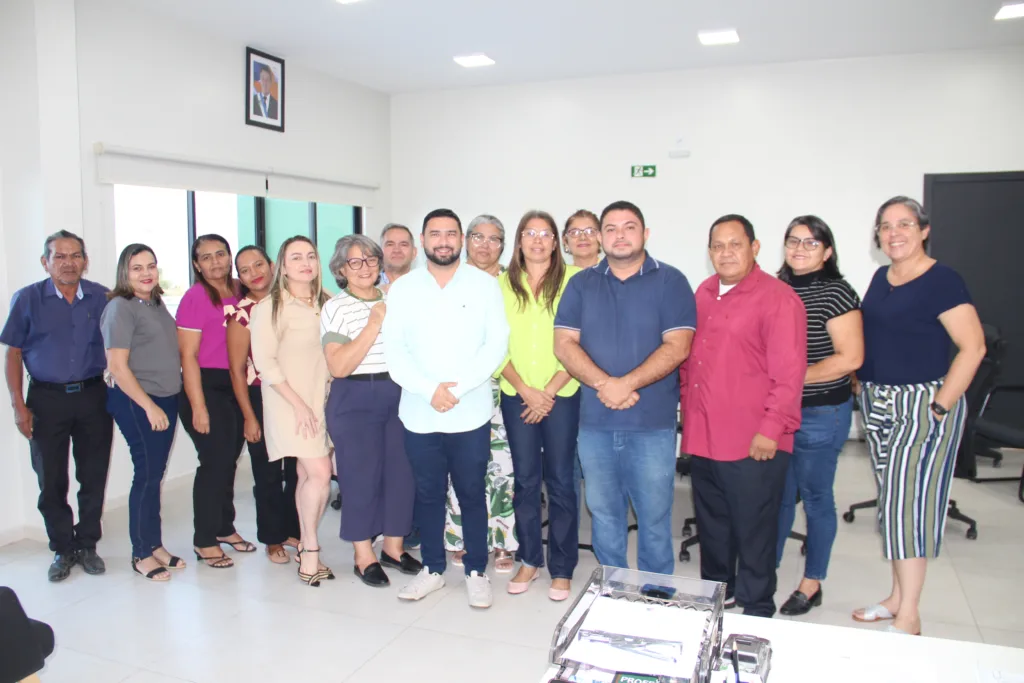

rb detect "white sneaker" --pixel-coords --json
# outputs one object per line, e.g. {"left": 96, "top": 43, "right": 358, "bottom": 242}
{"left": 466, "top": 570, "right": 493, "bottom": 608}
{"left": 397, "top": 568, "right": 445, "bottom": 601}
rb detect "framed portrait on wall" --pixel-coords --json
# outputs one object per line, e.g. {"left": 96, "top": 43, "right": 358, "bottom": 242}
{"left": 245, "top": 47, "right": 285, "bottom": 132}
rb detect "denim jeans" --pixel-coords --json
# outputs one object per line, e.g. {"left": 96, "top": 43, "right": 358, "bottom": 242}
{"left": 501, "top": 392, "right": 580, "bottom": 579}
{"left": 107, "top": 387, "right": 179, "bottom": 559}
{"left": 776, "top": 398, "right": 854, "bottom": 580}
{"left": 577, "top": 427, "right": 677, "bottom": 575}
{"left": 404, "top": 423, "right": 490, "bottom": 575}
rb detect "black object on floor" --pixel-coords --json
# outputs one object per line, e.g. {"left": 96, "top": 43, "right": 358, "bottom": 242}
{"left": 0, "top": 586, "right": 55, "bottom": 683}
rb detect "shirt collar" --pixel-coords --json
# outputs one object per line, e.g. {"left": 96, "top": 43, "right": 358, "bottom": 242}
{"left": 50, "top": 280, "right": 84, "bottom": 300}
{"left": 598, "top": 252, "right": 661, "bottom": 278}
{"left": 714, "top": 263, "right": 764, "bottom": 295}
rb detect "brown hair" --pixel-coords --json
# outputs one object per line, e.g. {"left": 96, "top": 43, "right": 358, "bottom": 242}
{"left": 190, "top": 234, "right": 237, "bottom": 307}
{"left": 563, "top": 209, "right": 602, "bottom": 254}
{"left": 108, "top": 243, "right": 164, "bottom": 303}
{"left": 506, "top": 211, "right": 566, "bottom": 315}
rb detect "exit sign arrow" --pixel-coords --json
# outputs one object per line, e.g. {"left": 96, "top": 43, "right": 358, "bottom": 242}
{"left": 631, "top": 165, "right": 657, "bottom": 178}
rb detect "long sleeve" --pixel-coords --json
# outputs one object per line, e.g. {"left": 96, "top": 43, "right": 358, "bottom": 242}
{"left": 451, "top": 277, "right": 509, "bottom": 400}
{"left": 248, "top": 301, "right": 287, "bottom": 386}
{"left": 757, "top": 291, "right": 808, "bottom": 442}
{"left": 383, "top": 282, "right": 441, "bottom": 400}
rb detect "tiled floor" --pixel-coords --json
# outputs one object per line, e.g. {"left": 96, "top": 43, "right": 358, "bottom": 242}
{"left": 2, "top": 442, "right": 1024, "bottom": 683}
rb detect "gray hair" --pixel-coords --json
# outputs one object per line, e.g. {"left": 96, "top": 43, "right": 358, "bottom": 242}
{"left": 380, "top": 223, "right": 414, "bottom": 243}
{"left": 42, "top": 230, "right": 87, "bottom": 260}
{"left": 466, "top": 214, "right": 505, "bottom": 242}
{"left": 873, "top": 196, "right": 930, "bottom": 249}
{"left": 329, "top": 234, "right": 384, "bottom": 289}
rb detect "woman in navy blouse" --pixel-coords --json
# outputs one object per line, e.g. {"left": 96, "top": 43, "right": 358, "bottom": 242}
{"left": 852, "top": 196, "right": 985, "bottom": 636}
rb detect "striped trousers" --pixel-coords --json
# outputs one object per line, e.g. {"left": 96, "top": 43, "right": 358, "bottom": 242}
{"left": 860, "top": 381, "right": 966, "bottom": 560}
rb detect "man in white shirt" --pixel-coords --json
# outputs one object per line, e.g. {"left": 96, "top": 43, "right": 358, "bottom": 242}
{"left": 385, "top": 208, "right": 509, "bottom": 608}
{"left": 379, "top": 224, "right": 417, "bottom": 287}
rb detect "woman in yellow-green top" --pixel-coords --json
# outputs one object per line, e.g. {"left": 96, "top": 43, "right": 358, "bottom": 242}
{"left": 499, "top": 210, "right": 581, "bottom": 602}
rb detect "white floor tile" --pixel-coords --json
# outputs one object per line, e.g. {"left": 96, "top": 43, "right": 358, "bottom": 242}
{"left": 981, "top": 627, "right": 1024, "bottom": 650}
{"left": 36, "top": 646, "right": 139, "bottom": 683}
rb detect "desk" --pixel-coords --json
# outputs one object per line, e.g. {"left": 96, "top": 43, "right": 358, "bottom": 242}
{"left": 541, "top": 613, "right": 1024, "bottom": 683}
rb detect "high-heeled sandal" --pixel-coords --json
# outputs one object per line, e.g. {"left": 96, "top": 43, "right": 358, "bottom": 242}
{"left": 293, "top": 543, "right": 335, "bottom": 579}
{"left": 297, "top": 547, "right": 329, "bottom": 587}
{"left": 193, "top": 547, "right": 233, "bottom": 568}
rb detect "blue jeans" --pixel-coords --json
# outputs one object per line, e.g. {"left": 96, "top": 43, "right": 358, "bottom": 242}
{"left": 107, "top": 387, "right": 179, "bottom": 559}
{"left": 404, "top": 423, "right": 490, "bottom": 575}
{"left": 776, "top": 398, "right": 854, "bottom": 580}
{"left": 577, "top": 427, "right": 677, "bottom": 575}
{"left": 501, "top": 393, "right": 580, "bottom": 579}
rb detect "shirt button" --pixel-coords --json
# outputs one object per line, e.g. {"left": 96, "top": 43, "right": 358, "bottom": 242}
{"left": 698, "top": 361, "right": 701, "bottom": 365}
{"left": 716, "top": 297, "right": 721, "bottom": 301}
{"left": 694, "top": 383, "right": 699, "bottom": 388}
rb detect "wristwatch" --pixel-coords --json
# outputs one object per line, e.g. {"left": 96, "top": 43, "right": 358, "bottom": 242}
{"left": 930, "top": 401, "right": 948, "bottom": 417}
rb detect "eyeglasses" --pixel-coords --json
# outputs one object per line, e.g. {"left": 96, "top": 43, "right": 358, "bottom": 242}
{"left": 523, "top": 229, "right": 554, "bottom": 241}
{"left": 566, "top": 227, "right": 597, "bottom": 239}
{"left": 346, "top": 256, "right": 380, "bottom": 270}
{"left": 784, "top": 237, "right": 822, "bottom": 251}
{"left": 469, "top": 233, "right": 503, "bottom": 246}
{"left": 875, "top": 220, "right": 919, "bottom": 233}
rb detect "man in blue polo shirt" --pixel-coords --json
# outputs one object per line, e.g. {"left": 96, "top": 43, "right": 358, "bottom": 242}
{"left": 554, "top": 201, "right": 696, "bottom": 575}
{"left": 1, "top": 231, "right": 113, "bottom": 582}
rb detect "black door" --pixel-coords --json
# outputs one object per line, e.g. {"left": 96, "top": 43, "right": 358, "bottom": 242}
{"left": 925, "top": 171, "right": 1024, "bottom": 428}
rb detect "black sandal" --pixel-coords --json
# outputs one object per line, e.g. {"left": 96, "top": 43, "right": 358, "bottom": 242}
{"left": 156, "top": 549, "right": 186, "bottom": 569}
{"left": 194, "top": 547, "right": 234, "bottom": 568}
{"left": 217, "top": 537, "right": 257, "bottom": 553}
{"left": 132, "top": 557, "right": 170, "bottom": 582}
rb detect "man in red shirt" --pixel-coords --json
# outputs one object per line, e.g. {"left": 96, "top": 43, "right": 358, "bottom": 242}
{"left": 680, "top": 214, "right": 807, "bottom": 618}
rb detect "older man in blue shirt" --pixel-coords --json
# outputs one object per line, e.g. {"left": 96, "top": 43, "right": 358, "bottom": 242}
{"left": 554, "top": 201, "right": 696, "bottom": 575}
{"left": 1, "top": 231, "right": 114, "bottom": 582}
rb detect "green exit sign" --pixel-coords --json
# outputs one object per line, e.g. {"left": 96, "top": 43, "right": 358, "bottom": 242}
{"left": 631, "top": 165, "right": 656, "bottom": 178}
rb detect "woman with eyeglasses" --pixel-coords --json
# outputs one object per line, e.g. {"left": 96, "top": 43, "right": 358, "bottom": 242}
{"left": 249, "top": 236, "right": 334, "bottom": 587}
{"left": 774, "top": 216, "right": 863, "bottom": 616}
{"left": 443, "top": 215, "right": 519, "bottom": 574}
{"left": 851, "top": 197, "right": 985, "bottom": 636}
{"left": 321, "top": 235, "right": 421, "bottom": 588}
{"left": 500, "top": 211, "right": 581, "bottom": 601}
{"left": 226, "top": 246, "right": 301, "bottom": 564}
{"left": 102, "top": 244, "right": 184, "bottom": 581}
{"left": 562, "top": 209, "right": 602, "bottom": 269}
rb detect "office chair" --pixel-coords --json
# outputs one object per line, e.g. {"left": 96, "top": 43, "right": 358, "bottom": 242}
{"left": 842, "top": 324, "right": 1005, "bottom": 540}
{"left": 0, "top": 587, "right": 55, "bottom": 683}
{"left": 960, "top": 383, "right": 1024, "bottom": 502}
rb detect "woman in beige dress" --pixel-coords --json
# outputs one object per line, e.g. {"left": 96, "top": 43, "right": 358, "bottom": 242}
{"left": 249, "top": 236, "right": 333, "bottom": 586}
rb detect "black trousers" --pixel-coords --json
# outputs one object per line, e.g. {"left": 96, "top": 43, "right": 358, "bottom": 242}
{"left": 179, "top": 369, "right": 245, "bottom": 548}
{"left": 26, "top": 381, "right": 113, "bottom": 553}
{"left": 248, "top": 385, "right": 300, "bottom": 545}
{"left": 690, "top": 451, "right": 791, "bottom": 618}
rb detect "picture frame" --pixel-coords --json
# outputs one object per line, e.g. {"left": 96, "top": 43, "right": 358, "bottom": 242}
{"left": 245, "top": 47, "right": 285, "bottom": 132}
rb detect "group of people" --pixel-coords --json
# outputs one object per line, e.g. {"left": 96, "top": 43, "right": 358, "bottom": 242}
{"left": 2, "top": 196, "right": 985, "bottom": 633}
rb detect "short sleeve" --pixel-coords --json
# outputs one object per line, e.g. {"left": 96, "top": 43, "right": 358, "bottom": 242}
{"left": 175, "top": 286, "right": 205, "bottom": 331}
{"left": 553, "top": 274, "right": 582, "bottom": 331}
{"left": 0, "top": 288, "right": 30, "bottom": 348}
{"left": 100, "top": 298, "right": 135, "bottom": 350}
{"left": 320, "top": 297, "right": 351, "bottom": 347}
{"left": 932, "top": 266, "right": 972, "bottom": 317}
{"left": 823, "top": 280, "right": 861, "bottom": 322}
{"left": 660, "top": 268, "right": 697, "bottom": 334}
{"left": 230, "top": 300, "right": 255, "bottom": 329}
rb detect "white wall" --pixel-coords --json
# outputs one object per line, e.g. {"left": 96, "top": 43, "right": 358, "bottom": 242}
{"left": 0, "top": 0, "right": 392, "bottom": 542}
{"left": 391, "top": 47, "right": 1024, "bottom": 296}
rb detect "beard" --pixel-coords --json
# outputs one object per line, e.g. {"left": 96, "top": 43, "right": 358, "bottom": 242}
{"left": 425, "top": 249, "right": 459, "bottom": 266}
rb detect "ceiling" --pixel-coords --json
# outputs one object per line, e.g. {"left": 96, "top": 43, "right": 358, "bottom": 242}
{"left": 136, "top": 0, "right": 1024, "bottom": 93}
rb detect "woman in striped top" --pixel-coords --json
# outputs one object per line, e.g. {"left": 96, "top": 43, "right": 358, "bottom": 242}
{"left": 321, "top": 234, "right": 421, "bottom": 588}
{"left": 775, "top": 215, "right": 864, "bottom": 616}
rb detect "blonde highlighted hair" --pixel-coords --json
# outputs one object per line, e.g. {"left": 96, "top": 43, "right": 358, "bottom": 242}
{"left": 268, "top": 236, "right": 331, "bottom": 327}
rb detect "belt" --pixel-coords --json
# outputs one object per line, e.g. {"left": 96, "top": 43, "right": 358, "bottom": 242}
{"left": 346, "top": 372, "right": 390, "bottom": 382}
{"left": 30, "top": 376, "right": 105, "bottom": 394}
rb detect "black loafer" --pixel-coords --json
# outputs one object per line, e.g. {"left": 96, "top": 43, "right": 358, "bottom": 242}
{"left": 380, "top": 551, "right": 424, "bottom": 576}
{"left": 48, "top": 553, "right": 75, "bottom": 582}
{"left": 354, "top": 562, "right": 390, "bottom": 587}
{"left": 76, "top": 548, "right": 106, "bottom": 575}
{"left": 779, "top": 588, "right": 823, "bottom": 616}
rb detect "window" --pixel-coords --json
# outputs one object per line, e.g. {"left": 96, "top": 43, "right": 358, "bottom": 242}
{"left": 315, "top": 202, "right": 356, "bottom": 290}
{"left": 193, "top": 191, "right": 258, "bottom": 259}
{"left": 265, "top": 198, "right": 311, "bottom": 262}
{"left": 112, "top": 185, "right": 191, "bottom": 305}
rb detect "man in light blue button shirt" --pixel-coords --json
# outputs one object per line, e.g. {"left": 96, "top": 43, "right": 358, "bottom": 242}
{"left": 385, "top": 208, "right": 509, "bottom": 608}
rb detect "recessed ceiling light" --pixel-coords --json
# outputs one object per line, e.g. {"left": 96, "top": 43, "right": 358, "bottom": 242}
{"left": 995, "top": 1, "right": 1024, "bottom": 20}
{"left": 698, "top": 29, "right": 740, "bottom": 46}
{"left": 336, "top": 0, "right": 364, "bottom": 4}
{"left": 454, "top": 54, "right": 495, "bottom": 68}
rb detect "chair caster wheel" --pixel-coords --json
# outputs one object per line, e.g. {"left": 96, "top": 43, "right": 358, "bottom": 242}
{"left": 966, "top": 528, "right": 978, "bottom": 540}
{"left": 682, "top": 525, "right": 693, "bottom": 538}
{"left": 679, "top": 549, "right": 691, "bottom": 563}
{"left": 843, "top": 511, "right": 856, "bottom": 523}
{"left": 330, "top": 500, "right": 341, "bottom": 511}
{"left": 800, "top": 544, "right": 807, "bottom": 556}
